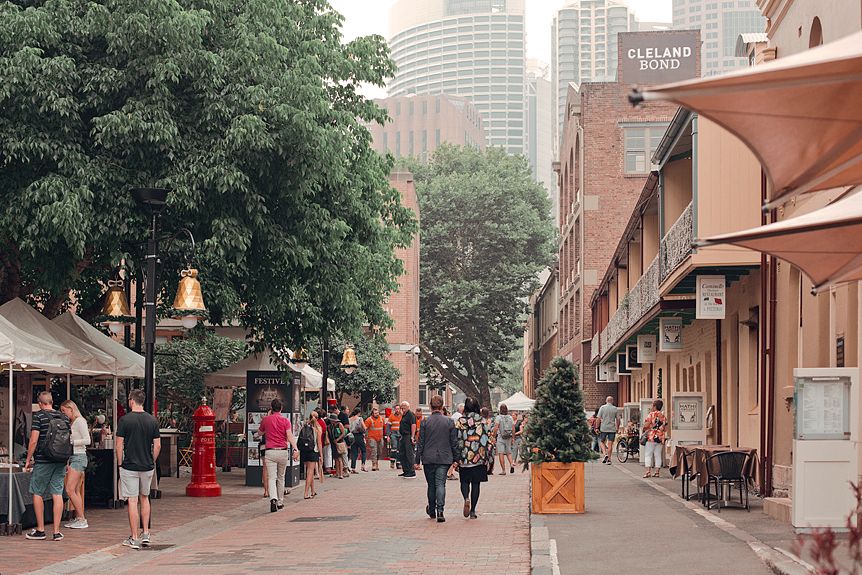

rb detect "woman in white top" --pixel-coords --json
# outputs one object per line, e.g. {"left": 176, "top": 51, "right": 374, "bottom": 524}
{"left": 60, "top": 400, "right": 91, "bottom": 529}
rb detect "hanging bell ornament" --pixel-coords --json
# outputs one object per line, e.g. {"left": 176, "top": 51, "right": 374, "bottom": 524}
{"left": 172, "top": 268, "right": 206, "bottom": 328}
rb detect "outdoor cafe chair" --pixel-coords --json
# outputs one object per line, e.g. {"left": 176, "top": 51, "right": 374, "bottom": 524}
{"left": 681, "top": 449, "right": 701, "bottom": 502}
{"left": 704, "top": 451, "right": 751, "bottom": 512}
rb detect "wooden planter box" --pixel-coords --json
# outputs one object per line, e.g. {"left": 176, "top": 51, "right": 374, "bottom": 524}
{"left": 531, "top": 462, "right": 585, "bottom": 514}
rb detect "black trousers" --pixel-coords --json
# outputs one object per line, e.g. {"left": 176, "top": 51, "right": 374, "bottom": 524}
{"left": 398, "top": 437, "right": 415, "bottom": 474}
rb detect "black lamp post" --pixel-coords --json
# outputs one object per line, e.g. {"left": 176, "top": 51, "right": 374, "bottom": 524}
{"left": 102, "top": 188, "right": 206, "bottom": 415}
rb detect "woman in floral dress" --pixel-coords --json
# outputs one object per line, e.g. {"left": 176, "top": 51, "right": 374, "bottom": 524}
{"left": 455, "top": 397, "right": 492, "bottom": 519}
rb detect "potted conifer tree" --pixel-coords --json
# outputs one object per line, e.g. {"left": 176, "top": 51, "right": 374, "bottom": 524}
{"left": 520, "top": 356, "right": 597, "bottom": 513}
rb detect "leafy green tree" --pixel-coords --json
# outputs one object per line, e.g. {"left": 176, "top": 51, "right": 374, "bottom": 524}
{"left": 310, "top": 333, "right": 401, "bottom": 409}
{"left": 154, "top": 329, "right": 247, "bottom": 434}
{"left": 0, "top": 0, "right": 416, "bottom": 351}
{"left": 399, "top": 145, "right": 555, "bottom": 407}
{"left": 498, "top": 338, "right": 525, "bottom": 397}
{"left": 519, "top": 356, "right": 596, "bottom": 466}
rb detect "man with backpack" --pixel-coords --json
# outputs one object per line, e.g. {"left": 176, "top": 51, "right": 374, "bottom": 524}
{"left": 24, "top": 391, "right": 72, "bottom": 541}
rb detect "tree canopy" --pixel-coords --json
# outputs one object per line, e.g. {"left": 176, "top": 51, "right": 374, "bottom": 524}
{"left": 0, "top": 0, "right": 416, "bottom": 349}
{"left": 399, "top": 144, "right": 555, "bottom": 407}
{"left": 310, "top": 333, "right": 401, "bottom": 409}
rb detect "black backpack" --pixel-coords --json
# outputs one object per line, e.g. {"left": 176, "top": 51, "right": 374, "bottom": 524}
{"left": 297, "top": 424, "right": 315, "bottom": 452}
{"left": 40, "top": 411, "right": 73, "bottom": 463}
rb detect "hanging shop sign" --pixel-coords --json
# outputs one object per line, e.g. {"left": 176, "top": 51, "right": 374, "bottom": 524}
{"left": 626, "top": 345, "right": 643, "bottom": 371}
{"left": 604, "top": 361, "right": 619, "bottom": 382}
{"left": 660, "top": 318, "right": 683, "bottom": 351}
{"left": 617, "top": 352, "right": 631, "bottom": 376}
{"left": 696, "top": 275, "right": 726, "bottom": 319}
{"left": 637, "top": 335, "right": 657, "bottom": 363}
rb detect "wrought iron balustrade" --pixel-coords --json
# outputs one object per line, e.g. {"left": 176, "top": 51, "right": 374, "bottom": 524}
{"left": 661, "top": 202, "right": 693, "bottom": 282}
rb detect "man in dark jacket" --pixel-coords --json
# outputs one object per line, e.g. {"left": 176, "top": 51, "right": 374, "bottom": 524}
{"left": 415, "top": 395, "right": 459, "bottom": 522}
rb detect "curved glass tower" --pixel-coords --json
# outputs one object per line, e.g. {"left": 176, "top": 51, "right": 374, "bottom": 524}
{"left": 388, "top": 0, "right": 526, "bottom": 154}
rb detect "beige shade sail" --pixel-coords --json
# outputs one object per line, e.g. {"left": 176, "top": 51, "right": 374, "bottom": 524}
{"left": 631, "top": 31, "right": 862, "bottom": 210}
{"left": 693, "top": 191, "right": 862, "bottom": 293}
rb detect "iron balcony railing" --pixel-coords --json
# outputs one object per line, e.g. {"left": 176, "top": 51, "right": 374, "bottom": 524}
{"left": 661, "top": 201, "right": 693, "bottom": 283}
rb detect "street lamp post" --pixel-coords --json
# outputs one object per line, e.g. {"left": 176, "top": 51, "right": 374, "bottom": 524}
{"left": 102, "top": 188, "right": 206, "bottom": 415}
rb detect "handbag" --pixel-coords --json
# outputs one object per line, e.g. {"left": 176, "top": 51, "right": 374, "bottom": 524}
{"left": 335, "top": 441, "right": 348, "bottom": 455}
{"left": 639, "top": 431, "right": 649, "bottom": 446}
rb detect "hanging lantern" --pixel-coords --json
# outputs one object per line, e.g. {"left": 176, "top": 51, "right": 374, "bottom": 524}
{"left": 101, "top": 280, "right": 132, "bottom": 334}
{"left": 171, "top": 268, "right": 206, "bottom": 329}
{"left": 291, "top": 348, "right": 310, "bottom": 369}
{"left": 340, "top": 344, "right": 357, "bottom": 375}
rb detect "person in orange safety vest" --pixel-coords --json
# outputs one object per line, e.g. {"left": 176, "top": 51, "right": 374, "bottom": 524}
{"left": 387, "top": 406, "right": 402, "bottom": 469}
{"left": 364, "top": 407, "right": 386, "bottom": 471}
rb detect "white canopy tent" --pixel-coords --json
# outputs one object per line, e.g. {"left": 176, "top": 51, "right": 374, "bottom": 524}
{"left": 204, "top": 348, "right": 334, "bottom": 391}
{"left": 499, "top": 391, "right": 535, "bottom": 411}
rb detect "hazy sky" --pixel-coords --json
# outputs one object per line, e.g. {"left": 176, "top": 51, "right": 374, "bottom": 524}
{"left": 328, "top": 0, "right": 673, "bottom": 96}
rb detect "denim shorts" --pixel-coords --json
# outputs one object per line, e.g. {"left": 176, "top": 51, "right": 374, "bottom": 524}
{"left": 69, "top": 453, "right": 88, "bottom": 473}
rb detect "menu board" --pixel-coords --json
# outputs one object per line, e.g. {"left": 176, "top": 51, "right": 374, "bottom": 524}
{"left": 794, "top": 374, "right": 851, "bottom": 440}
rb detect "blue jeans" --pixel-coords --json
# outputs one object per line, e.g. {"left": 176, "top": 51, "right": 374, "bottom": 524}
{"left": 423, "top": 463, "right": 448, "bottom": 515}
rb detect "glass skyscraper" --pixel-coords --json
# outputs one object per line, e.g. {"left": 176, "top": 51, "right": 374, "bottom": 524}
{"left": 671, "top": 0, "right": 766, "bottom": 75}
{"left": 387, "top": 0, "right": 527, "bottom": 154}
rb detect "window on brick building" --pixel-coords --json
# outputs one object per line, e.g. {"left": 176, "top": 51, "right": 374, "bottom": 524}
{"left": 396, "top": 132, "right": 401, "bottom": 157}
{"left": 624, "top": 126, "right": 666, "bottom": 174}
{"left": 575, "top": 290, "right": 581, "bottom": 335}
{"left": 419, "top": 384, "right": 428, "bottom": 406}
{"left": 409, "top": 130, "right": 414, "bottom": 156}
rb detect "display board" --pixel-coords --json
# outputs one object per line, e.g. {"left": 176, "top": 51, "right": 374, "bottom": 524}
{"left": 245, "top": 371, "right": 298, "bottom": 487}
{"left": 794, "top": 371, "right": 851, "bottom": 440}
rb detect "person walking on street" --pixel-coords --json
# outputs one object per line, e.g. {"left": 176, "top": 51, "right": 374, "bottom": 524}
{"left": 387, "top": 405, "right": 402, "bottom": 469}
{"left": 348, "top": 407, "right": 367, "bottom": 473}
{"left": 512, "top": 411, "right": 523, "bottom": 464}
{"left": 597, "top": 396, "right": 620, "bottom": 465}
{"left": 299, "top": 412, "right": 322, "bottom": 499}
{"left": 398, "top": 401, "right": 417, "bottom": 478}
{"left": 24, "top": 391, "right": 71, "bottom": 541}
{"left": 589, "top": 407, "right": 601, "bottom": 454}
{"left": 364, "top": 407, "right": 385, "bottom": 471}
{"left": 455, "top": 397, "right": 492, "bottom": 519}
{"left": 327, "top": 413, "right": 348, "bottom": 478}
{"left": 115, "top": 389, "right": 161, "bottom": 549}
{"left": 415, "top": 395, "right": 459, "bottom": 523}
{"left": 415, "top": 407, "right": 424, "bottom": 432}
{"left": 60, "top": 400, "right": 90, "bottom": 530}
{"left": 317, "top": 407, "right": 329, "bottom": 481}
{"left": 642, "top": 399, "right": 668, "bottom": 478}
{"left": 492, "top": 403, "right": 515, "bottom": 475}
{"left": 258, "top": 399, "right": 300, "bottom": 512}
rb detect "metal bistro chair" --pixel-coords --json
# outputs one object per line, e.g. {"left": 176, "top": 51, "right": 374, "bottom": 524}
{"left": 705, "top": 451, "right": 751, "bottom": 512}
{"left": 681, "top": 449, "right": 701, "bottom": 502}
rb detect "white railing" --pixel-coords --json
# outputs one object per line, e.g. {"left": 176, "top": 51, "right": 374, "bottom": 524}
{"left": 661, "top": 201, "right": 693, "bottom": 282}
{"left": 599, "top": 255, "right": 660, "bottom": 360}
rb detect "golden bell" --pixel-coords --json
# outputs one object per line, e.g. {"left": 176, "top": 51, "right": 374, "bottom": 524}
{"left": 291, "top": 348, "right": 310, "bottom": 367}
{"left": 101, "top": 280, "right": 132, "bottom": 334}
{"left": 102, "top": 280, "right": 131, "bottom": 317}
{"left": 172, "top": 268, "right": 206, "bottom": 319}
{"left": 340, "top": 344, "right": 358, "bottom": 374}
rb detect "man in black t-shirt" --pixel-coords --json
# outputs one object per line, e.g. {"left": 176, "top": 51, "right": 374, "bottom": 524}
{"left": 116, "top": 389, "right": 160, "bottom": 550}
{"left": 24, "top": 391, "right": 70, "bottom": 540}
{"left": 398, "top": 401, "right": 417, "bottom": 478}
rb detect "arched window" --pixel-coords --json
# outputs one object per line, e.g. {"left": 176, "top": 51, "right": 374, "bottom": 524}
{"left": 809, "top": 17, "right": 823, "bottom": 48}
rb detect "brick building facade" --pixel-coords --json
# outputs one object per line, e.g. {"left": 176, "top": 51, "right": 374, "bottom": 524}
{"left": 552, "top": 30, "right": 699, "bottom": 410}
{"left": 384, "top": 169, "right": 422, "bottom": 409}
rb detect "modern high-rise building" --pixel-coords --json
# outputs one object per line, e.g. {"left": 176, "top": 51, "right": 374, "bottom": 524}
{"left": 551, "top": 0, "right": 640, "bottom": 153}
{"left": 671, "top": 0, "right": 766, "bottom": 75}
{"left": 525, "top": 59, "right": 555, "bottom": 223}
{"left": 387, "top": 0, "right": 527, "bottom": 155}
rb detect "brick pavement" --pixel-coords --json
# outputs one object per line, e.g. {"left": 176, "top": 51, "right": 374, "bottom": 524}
{"left": 16, "top": 465, "right": 532, "bottom": 575}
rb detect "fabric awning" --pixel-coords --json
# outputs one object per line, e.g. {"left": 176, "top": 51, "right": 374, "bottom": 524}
{"left": 0, "top": 313, "right": 71, "bottom": 370}
{"left": 53, "top": 312, "right": 144, "bottom": 378}
{"left": 693, "top": 191, "right": 862, "bottom": 293}
{"left": 631, "top": 30, "right": 862, "bottom": 211}
{"left": 0, "top": 298, "right": 116, "bottom": 376}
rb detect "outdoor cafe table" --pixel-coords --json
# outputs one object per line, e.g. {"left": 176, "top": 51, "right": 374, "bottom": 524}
{"left": 669, "top": 445, "right": 759, "bottom": 489}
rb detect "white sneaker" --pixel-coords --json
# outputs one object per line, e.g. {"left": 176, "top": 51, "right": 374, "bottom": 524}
{"left": 65, "top": 518, "right": 88, "bottom": 529}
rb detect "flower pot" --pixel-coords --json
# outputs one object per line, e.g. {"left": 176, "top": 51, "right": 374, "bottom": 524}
{"left": 531, "top": 461, "right": 585, "bottom": 513}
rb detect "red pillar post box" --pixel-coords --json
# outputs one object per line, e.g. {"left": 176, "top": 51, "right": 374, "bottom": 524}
{"left": 186, "top": 398, "right": 221, "bottom": 497}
